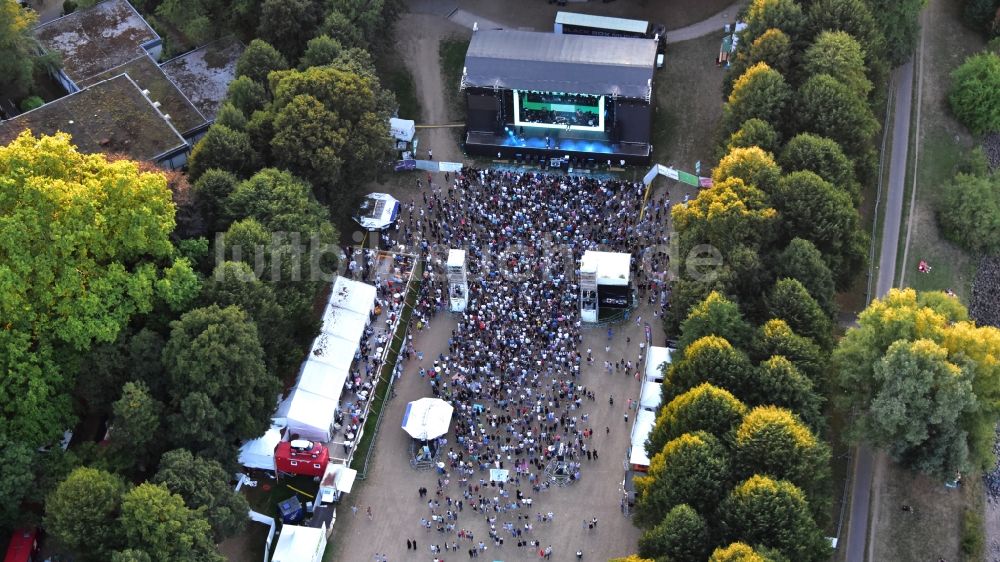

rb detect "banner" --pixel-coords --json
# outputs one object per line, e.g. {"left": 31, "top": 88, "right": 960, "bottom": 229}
{"left": 438, "top": 161, "right": 464, "bottom": 172}
{"left": 489, "top": 469, "right": 509, "bottom": 482}
{"left": 394, "top": 159, "right": 416, "bottom": 172}
{"left": 698, "top": 177, "right": 713, "bottom": 188}
{"left": 677, "top": 170, "right": 699, "bottom": 186}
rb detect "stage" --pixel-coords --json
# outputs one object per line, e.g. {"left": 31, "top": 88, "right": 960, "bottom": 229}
{"left": 465, "top": 130, "right": 651, "bottom": 165}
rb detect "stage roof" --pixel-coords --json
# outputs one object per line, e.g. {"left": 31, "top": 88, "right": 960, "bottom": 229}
{"left": 463, "top": 30, "right": 656, "bottom": 98}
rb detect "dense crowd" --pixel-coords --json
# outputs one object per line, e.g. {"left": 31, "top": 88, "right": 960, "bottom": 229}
{"left": 375, "top": 167, "right": 674, "bottom": 557}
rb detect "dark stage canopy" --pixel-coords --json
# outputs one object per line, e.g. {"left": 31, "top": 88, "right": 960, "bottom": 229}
{"left": 463, "top": 30, "right": 657, "bottom": 98}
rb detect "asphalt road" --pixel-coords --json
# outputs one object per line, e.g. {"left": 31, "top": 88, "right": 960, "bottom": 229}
{"left": 842, "top": 60, "right": 914, "bottom": 562}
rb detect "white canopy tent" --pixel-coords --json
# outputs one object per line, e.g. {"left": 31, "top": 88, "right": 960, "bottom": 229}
{"left": 319, "top": 463, "right": 358, "bottom": 504}
{"left": 307, "top": 332, "right": 357, "bottom": 372}
{"left": 639, "top": 380, "right": 663, "bottom": 412}
{"left": 353, "top": 193, "right": 400, "bottom": 231}
{"left": 285, "top": 388, "right": 339, "bottom": 443}
{"left": 271, "top": 524, "right": 327, "bottom": 562}
{"left": 320, "top": 307, "right": 368, "bottom": 344}
{"left": 580, "top": 250, "right": 631, "bottom": 286}
{"left": 390, "top": 118, "right": 416, "bottom": 142}
{"left": 645, "top": 346, "right": 672, "bottom": 382}
{"left": 296, "top": 359, "right": 350, "bottom": 403}
{"left": 402, "top": 398, "right": 454, "bottom": 440}
{"left": 238, "top": 424, "right": 283, "bottom": 471}
{"left": 629, "top": 409, "right": 658, "bottom": 468}
{"left": 328, "top": 277, "right": 377, "bottom": 316}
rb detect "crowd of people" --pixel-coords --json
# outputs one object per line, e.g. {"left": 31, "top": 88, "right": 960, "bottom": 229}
{"left": 369, "top": 167, "right": 675, "bottom": 558}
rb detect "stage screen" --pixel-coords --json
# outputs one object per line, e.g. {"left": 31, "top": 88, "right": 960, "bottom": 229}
{"left": 513, "top": 90, "right": 605, "bottom": 132}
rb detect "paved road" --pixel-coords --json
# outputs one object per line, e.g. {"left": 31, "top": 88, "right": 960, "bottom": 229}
{"left": 842, "top": 60, "right": 914, "bottom": 562}
{"left": 666, "top": 1, "right": 743, "bottom": 44}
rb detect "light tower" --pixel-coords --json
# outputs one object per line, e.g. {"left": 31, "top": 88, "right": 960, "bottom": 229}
{"left": 447, "top": 249, "right": 468, "bottom": 313}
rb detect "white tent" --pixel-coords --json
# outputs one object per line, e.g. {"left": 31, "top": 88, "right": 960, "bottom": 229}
{"left": 238, "top": 425, "right": 282, "bottom": 471}
{"left": 639, "top": 380, "right": 663, "bottom": 412}
{"left": 320, "top": 307, "right": 368, "bottom": 344}
{"left": 645, "top": 346, "right": 672, "bottom": 382}
{"left": 353, "top": 192, "right": 400, "bottom": 231}
{"left": 285, "top": 388, "right": 339, "bottom": 443}
{"left": 390, "top": 117, "right": 416, "bottom": 142}
{"left": 307, "top": 332, "right": 357, "bottom": 372}
{"left": 328, "top": 277, "right": 376, "bottom": 316}
{"left": 629, "top": 409, "right": 658, "bottom": 468}
{"left": 401, "top": 398, "right": 454, "bottom": 440}
{"left": 319, "top": 463, "right": 358, "bottom": 504}
{"left": 296, "top": 359, "right": 349, "bottom": 403}
{"left": 271, "top": 524, "right": 327, "bottom": 562}
{"left": 580, "top": 250, "right": 631, "bottom": 286}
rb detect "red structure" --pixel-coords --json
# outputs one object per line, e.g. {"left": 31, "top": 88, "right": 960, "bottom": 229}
{"left": 3, "top": 528, "right": 37, "bottom": 562}
{"left": 275, "top": 440, "right": 330, "bottom": 477}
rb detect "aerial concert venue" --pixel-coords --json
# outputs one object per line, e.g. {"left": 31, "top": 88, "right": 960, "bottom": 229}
{"left": 460, "top": 30, "right": 658, "bottom": 166}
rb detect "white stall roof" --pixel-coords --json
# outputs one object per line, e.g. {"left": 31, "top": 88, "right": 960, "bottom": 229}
{"left": 580, "top": 250, "right": 631, "bottom": 286}
{"left": 629, "top": 409, "right": 658, "bottom": 467}
{"left": 319, "top": 463, "right": 358, "bottom": 503}
{"left": 447, "top": 249, "right": 466, "bottom": 267}
{"left": 307, "top": 332, "right": 357, "bottom": 372}
{"left": 238, "top": 425, "right": 282, "bottom": 471}
{"left": 639, "top": 381, "right": 663, "bottom": 412}
{"left": 645, "top": 346, "right": 672, "bottom": 382}
{"left": 329, "top": 277, "right": 377, "bottom": 315}
{"left": 320, "top": 307, "right": 368, "bottom": 343}
{"left": 285, "top": 388, "right": 338, "bottom": 443}
{"left": 297, "top": 359, "right": 350, "bottom": 403}
{"left": 271, "top": 524, "right": 327, "bottom": 562}
{"left": 390, "top": 117, "right": 415, "bottom": 142}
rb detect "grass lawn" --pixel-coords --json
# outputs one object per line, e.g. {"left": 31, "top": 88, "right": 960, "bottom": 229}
{"left": 439, "top": 38, "right": 470, "bottom": 122}
{"left": 381, "top": 62, "right": 422, "bottom": 122}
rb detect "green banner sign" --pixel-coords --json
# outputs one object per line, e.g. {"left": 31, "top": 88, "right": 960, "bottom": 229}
{"left": 678, "top": 170, "right": 700, "bottom": 186}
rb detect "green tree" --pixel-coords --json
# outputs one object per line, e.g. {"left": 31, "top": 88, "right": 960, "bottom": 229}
{"left": 742, "top": 0, "right": 806, "bottom": 46}
{"left": 214, "top": 102, "right": 248, "bottom": 131}
{"left": 767, "top": 278, "right": 833, "bottom": 350}
{"left": 154, "top": 0, "right": 214, "bottom": 45}
{"left": 866, "top": 339, "right": 977, "bottom": 479}
{"left": 772, "top": 171, "right": 867, "bottom": 288}
{"left": 0, "top": 429, "right": 36, "bottom": 529}
{"left": 120, "top": 483, "right": 223, "bottom": 562}
{"left": 192, "top": 169, "right": 240, "bottom": 232}
{"left": 111, "top": 550, "right": 152, "bottom": 562}
{"left": 108, "top": 382, "right": 162, "bottom": 470}
{"left": 187, "top": 124, "right": 259, "bottom": 181}
{"left": 709, "top": 543, "right": 778, "bottom": 562}
{"left": 795, "top": 74, "right": 879, "bottom": 163}
{"left": 647, "top": 383, "right": 748, "bottom": 457}
{"left": 299, "top": 34, "right": 343, "bottom": 68}
{"left": 950, "top": 52, "right": 1000, "bottom": 134}
{"left": 226, "top": 75, "right": 270, "bottom": 116}
{"left": 748, "top": 28, "right": 794, "bottom": 75}
{"left": 155, "top": 257, "right": 201, "bottom": 313}
{"left": 0, "top": 1, "right": 52, "bottom": 99}
{"left": 161, "top": 305, "right": 280, "bottom": 462}
{"left": 937, "top": 171, "right": 1000, "bottom": 254}
{"left": 755, "top": 357, "right": 824, "bottom": 430}
{"left": 719, "top": 475, "right": 830, "bottom": 562}
{"left": 672, "top": 178, "right": 778, "bottom": 259}
{"left": 679, "top": 291, "right": 753, "bottom": 351}
{"left": 257, "top": 0, "right": 322, "bottom": 59}
{"left": 750, "top": 319, "right": 826, "bottom": 385}
{"left": 803, "top": 31, "right": 872, "bottom": 96}
{"left": 727, "top": 118, "right": 781, "bottom": 155}
{"left": 712, "top": 146, "right": 782, "bottom": 196}
{"left": 774, "top": 238, "right": 837, "bottom": 317}
{"left": 724, "top": 63, "right": 792, "bottom": 132}
{"left": 734, "top": 406, "right": 830, "bottom": 507}
{"left": 778, "top": 133, "right": 860, "bottom": 204}
{"left": 634, "top": 432, "right": 731, "bottom": 526}
{"left": 235, "top": 39, "right": 290, "bottom": 86}
{"left": 45, "top": 467, "right": 127, "bottom": 560}
{"left": 154, "top": 449, "right": 250, "bottom": 540}
{"left": 866, "top": 0, "right": 926, "bottom": 65}
{"left": 638, "top": 504, "right": 711, "bottom": 561}
{"left": 963, "top": 0, "right": 1000, "bottom": 37}
{"left": 665, "top": 336, "right": 756, "bottom": 407}
{"left": 804, "top": 0, "right": 886, "bottom": 81}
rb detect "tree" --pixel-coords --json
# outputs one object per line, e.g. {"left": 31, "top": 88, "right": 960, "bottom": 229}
{"left": 741, "top": 0, "right": 806, "bottom": 46}
{"left": 214, "top": 102, "right": 248, "bottom": 131}
{"left": 154, "top": 0, "right": 215, "bottom": 45}
{"left": 120, "top": 483, "right": 223, "bottom": 562}
{"left": 767, "top": 278, "right": 834, "bottom": 350}
{"left": 724, "top": 63, "right": 792, "bottom": 132}
{"left": 187, "top": 125, "right": 259, "bottom": 182}
{"left": 866, "top": 0, "right": 925, "bottom": 65}
{"left": 748, "top": 28, "right": 794, "bottom": 75}
{"left": 666, "top": 336, "right": 757, "bottom": 404}
{"left": 950, "top": 52, "right": 1000, "bottom": 134}
{"left": 727, "top": 118, "right": 781, "bottom": 155}
{"left": 192, "top": 169, "right": 240, "bottom": 232}
{"left": 663, "top": 277, "right": 727, "bottom": 335}
{"left": 866, "top": 339, "right": 977, "bottom": 478}
{"left": 226, "top": 75, "right": 270, "bottom": 116}
{"left": 937, "top": 171, "right": 1000, "bottom": 254}
{"left": 771, "top": 171, "right": 867, "bottom": 288}
{"left": 774, "top": 238, "right": 836, "bottom": 318}
{"left": 963, "top": 0, "right": 1000, "bottom": 37}
{"left": 257, "top": 0, "right": 322, "bottom": 60}
{"left": 45, "top": 467, "right": 127, "bottom": 561}
{"left": 755, "top": 357, "right": 824, "bottom": 430}
{"left": 672, "top": 178, "right": 778, "bottom": 259}
{"left": 795, "top": 74, "right": 879, "bottom": 163}
{"left": 710, "top": 543, "right": 780, "bottom": 562}
{"left": 111, "top": 550, "right": 152, "bottom": 562}
{"left": 803, "top": 31, "right": 872, "bottom": 97}
{"left": 778, "top": 133, "right": 860, "bottom": 204}
{"left": 236, "top": 39, "right": 290, "bottom": 85}
{"left": 634, "top": 432, "right": 731, "bottom": 526}
{"left": 734, "top": 406, "right": 830, "bottom": 507}
{"left": 0, "top": 1, "right": 56, "bottom": 100}
{"left": 833, "top": 289, "right": 1000, "bottom": 472}
{"left": 0, "top": 429, "right": 36, "bottom": 530}
{"left": 712, "top": 147, "right": 782, "bottom": 196}
{"left": 647, "top": 383, "right": 748, "bottom": 457}
{"left": 161, "top": 305, "right": 280, "bottom": 462}
{"left": 154, "top": 258, "right": 201, "bottom": 313}
{"left": 108, "top": 382, "right": 162, "bottom": 469}
{"left": 300, "top": 34, "right": 344, "bottom": 68}
{"left": 679, "top": 291, "right": 753, "bottom": 351}
{"left": 750, "top": 319, "right": 826, "bottom": 386}
{"left": 154, "top": 449, "right": 250, "bottom": 540}
{"left": 269, "top": 94, "right": 345, "bottom": 199}
{"left": 0, "top": 132, "right": 177, "bottom": 447}
{"left": 719, "top": 476, "right": 830, "bottom": 562}
{"left": 638, "top": 504, "right": 711, "bottom": 561}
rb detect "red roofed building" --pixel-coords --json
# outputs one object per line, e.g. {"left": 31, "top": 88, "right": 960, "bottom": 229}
{"left": 275, "top": 440, "right": 330, "bottom": 477}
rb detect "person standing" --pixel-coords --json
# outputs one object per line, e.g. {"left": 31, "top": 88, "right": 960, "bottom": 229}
{"left": 367, "top": 506, "right": 373, "bottom": 520}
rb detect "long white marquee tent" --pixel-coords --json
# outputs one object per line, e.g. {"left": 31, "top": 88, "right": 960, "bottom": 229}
{"left": 628, "top": 409, "right": 658, "bottom": 469}
{"left": 645, "top": 345, "right": 672, "bottom": 382}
